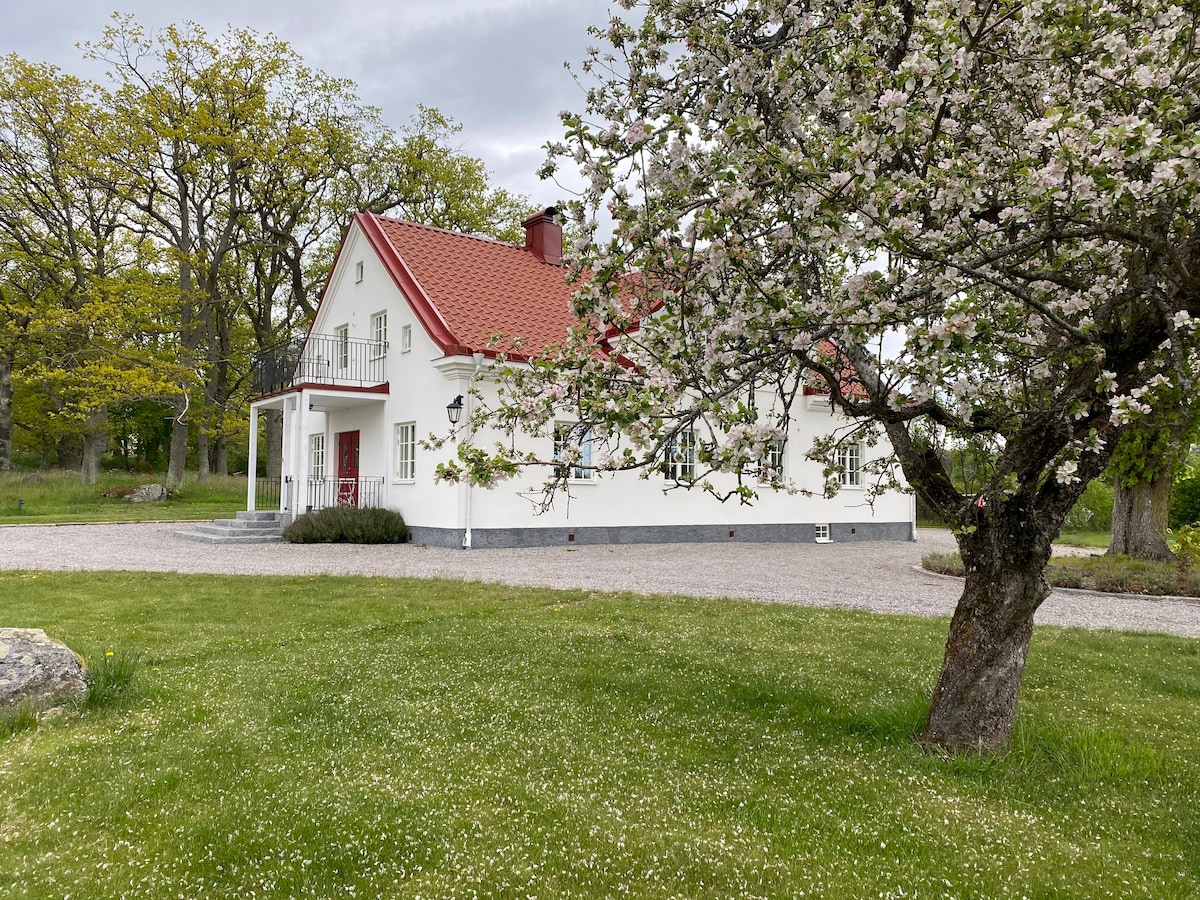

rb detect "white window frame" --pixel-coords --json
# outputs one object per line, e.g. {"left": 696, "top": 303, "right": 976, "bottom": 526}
{"left": 758, "top": 439, "right": 786, "bottom": 482}
{"left": 837, "top": 442, "right": 863, "bottom": 487}
{"left": 334, "top": 324, "right": 349, "bottom": 370}
{"left": 554, "top": 422, "right": 594, "bottom": 481}
{"left": 355, "top": 260, "right": 364, "bottom": 283}
{"left": 815, "top": 523, "right": 832, "bottom": 543}
{"left": 400, "top": 323, "right": 412, "bottom": 354}
{"left": 370, "top": 311, "right": 388, "bottom": 359}
{"left": 309, "top": 433, "right": 326, "bottom": 481}
{"left": 393, "top": 422, "right": 416, "bottom": 482}
{"left": 662, "top": 430, "right": 696, "bottom": 483}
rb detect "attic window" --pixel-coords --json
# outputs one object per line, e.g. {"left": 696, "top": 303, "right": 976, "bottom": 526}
{"left": 355, "top": 260, "right": 364, "bottom": 283}
{"left": 400, "top": 324, "right": 412, "bottom": 354}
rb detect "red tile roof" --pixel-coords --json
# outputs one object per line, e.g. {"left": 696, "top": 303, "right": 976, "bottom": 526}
{"left": 357, "top": 212, "right": 580, "bottom": 361}
{"left": 344, "top": 213, "right": 870, "bottom": 399}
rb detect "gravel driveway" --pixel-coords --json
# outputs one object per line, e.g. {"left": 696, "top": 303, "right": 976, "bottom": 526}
{"left": 1, "top": 522, "right": 1197, "bottom": 638}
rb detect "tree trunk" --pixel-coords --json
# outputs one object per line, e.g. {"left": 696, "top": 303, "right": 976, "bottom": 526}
{"left": 265, "top": 409, "right": 283, "bottom": 479}
{"left": 0, "top": 349, "right": 12, "bottom": 472}
{"left": 213, "top": 433, "right": 228, "bottom": 477}
{"left": 1109, "top": 474, "right": 1174, "bottom": 561}
{"left": 80, "top": 407, "right": 108, "bottom": 485}
{"left": 197, "top": 427, "right": 209, "bottom": 484}
{"left": 56, "top": 434, "right": 83, "bottom": 471}
{"left": 922, "top": 522, "right": 1053, "bottom": 754}
{"left": 166, "top": 396, "right": 188, "bottom": 488}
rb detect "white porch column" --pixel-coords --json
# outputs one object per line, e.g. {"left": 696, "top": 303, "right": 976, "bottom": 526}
{"left": 298, "top": 392, "right": 311, "bottom": 514}
{"left": 281, "top": 395, "right": 296, "bottom": 514}
{"left": 246, "top": 404, "right": 259, "bottom": 511}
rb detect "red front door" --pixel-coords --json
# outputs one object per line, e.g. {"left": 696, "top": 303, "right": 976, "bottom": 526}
{"left": 336, "top": 430, "right": 360, "bottom": 506}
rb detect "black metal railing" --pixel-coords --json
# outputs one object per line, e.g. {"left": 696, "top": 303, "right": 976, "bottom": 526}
{"left": 304, "top": 476, "right": 385, "bottom": 512}
{"left": 252, "top": 334, "right": 387, "bottom": 394}
{"left": 254, "top": 477, "right": 281, "bottom": 510}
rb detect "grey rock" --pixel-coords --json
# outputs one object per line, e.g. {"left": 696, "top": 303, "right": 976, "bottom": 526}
{"left": 20, "top": 473, "right": 44, "bottom": 485}
{"left": 126, "top": 483, "right": 168, "bottom": 503}
{"left": 0, "top": 628, "right": 89, "bottom": 708}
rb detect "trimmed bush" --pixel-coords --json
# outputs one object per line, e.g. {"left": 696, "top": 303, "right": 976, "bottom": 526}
{"left": 921, "top": 550, "right": 964, "bottom": 576}
{"left": 283, "top": 506, "right": 407, "bottom": 544}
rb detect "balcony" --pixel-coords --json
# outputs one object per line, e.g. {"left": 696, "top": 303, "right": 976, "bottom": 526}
{"left": 253, "top": 333, "right": 388, "bottom": 394}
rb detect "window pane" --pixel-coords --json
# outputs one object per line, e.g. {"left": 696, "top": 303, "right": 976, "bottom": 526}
{"left": 309, "top": 433, "right": 325, "bottom": 480}
{"left": 394, "top": 422, "right": 415, "bottom": 480}
{"left": 554, "top": 423, "right": 593, "bottom": 480}
{"left": 335, "top": 325, "right": 349, "bottom": 369}
{"left": 664, "top": 430, "right": 695, "bottom": 481}
{"left": 759, "top": 439, "right": 785, "bottom": 482}
{"left": 371, "top": 313, "right": 387, "bottom": 358}
{"left": 838, "top": 443, "right": 861, "bottom": 486}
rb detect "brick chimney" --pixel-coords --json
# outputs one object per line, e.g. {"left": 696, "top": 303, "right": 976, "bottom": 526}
{"left": 523, "top": 206, "right": 562, "bottom": 265}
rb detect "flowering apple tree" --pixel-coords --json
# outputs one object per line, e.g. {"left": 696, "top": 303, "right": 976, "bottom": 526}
{"left": 446, "top": 0, "right": 1200, "bottom": 752}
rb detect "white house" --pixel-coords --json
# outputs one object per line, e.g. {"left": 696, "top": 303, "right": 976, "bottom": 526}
{"left": 246, "top": 208, "right": 916, "bottom": 547}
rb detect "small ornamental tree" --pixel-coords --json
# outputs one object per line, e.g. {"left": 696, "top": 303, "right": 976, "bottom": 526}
{"left": 442, "top": 0, "right": 1200, "bottom": 753}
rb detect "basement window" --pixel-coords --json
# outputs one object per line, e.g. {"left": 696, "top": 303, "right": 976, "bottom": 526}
{"left": 815, "top": 523, "right": 832, "bottom": 543}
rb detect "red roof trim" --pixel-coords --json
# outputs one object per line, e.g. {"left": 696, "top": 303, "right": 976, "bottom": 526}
{"left": 295, "top": 382, "right": 390, "bottom": 396}
{"left": 355, "top": 212, "right": 471, "bottom": 356}
{"left": 250, "top": 382, "right": 390, "bottom": 404}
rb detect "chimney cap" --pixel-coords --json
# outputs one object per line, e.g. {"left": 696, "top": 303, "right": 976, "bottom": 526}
{"left": 523, "top": 206, "right": 559, "bottom": 227}
{"left": 522, "top": 205, "right": 563, "bottom": 265}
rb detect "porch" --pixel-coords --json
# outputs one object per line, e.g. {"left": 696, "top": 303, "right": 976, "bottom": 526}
{"left": 246, "top": 370, "right": 390, "bottom": 517}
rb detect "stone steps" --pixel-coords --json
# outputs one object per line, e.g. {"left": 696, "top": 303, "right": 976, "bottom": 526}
{"left": 175, "top": 510, "right": 285, "bottom": 544}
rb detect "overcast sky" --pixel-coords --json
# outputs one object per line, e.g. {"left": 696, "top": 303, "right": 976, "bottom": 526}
{"left": 6, "top": 0, "right": 620, "bottom": 208}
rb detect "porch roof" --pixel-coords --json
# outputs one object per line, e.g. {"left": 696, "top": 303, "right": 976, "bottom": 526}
{"left": 250, "top": 382, "right": 389, "bottom": 412}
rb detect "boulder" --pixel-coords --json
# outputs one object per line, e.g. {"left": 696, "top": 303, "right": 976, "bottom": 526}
{"left": 126, "top": 483, "right": 168, "bottom": 503}
{"left": 0, "top": 628, "right": 89, "bottom": 709}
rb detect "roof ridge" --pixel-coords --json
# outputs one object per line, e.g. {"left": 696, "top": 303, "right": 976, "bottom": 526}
{"left": 371, "top": 212, "right": 524, "bottom": 251}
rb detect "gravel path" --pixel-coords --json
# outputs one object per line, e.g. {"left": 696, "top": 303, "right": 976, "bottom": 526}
{"left": 1, "top": 522, "right": 1197, "bottom": 638}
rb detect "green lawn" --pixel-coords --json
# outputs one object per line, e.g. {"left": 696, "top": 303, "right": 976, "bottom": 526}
{"left": 2, "top": 572, "right": 1197, "bottom": 898}
{"left": 0, "top": 470, "right": 248, "bottom": 524}
{"left": 1055, "top": 530, "right": 1114, "bottom": 550}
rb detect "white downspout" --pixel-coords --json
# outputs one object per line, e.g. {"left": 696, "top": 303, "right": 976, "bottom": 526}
{"left": 462, "top": 351, "right": 485, "bottom": 549}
